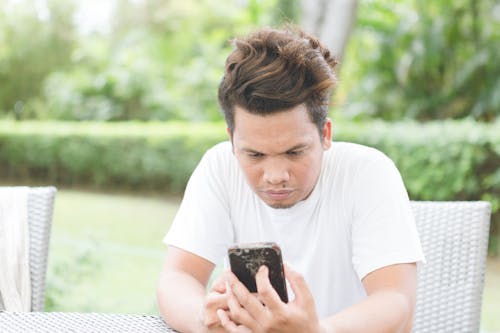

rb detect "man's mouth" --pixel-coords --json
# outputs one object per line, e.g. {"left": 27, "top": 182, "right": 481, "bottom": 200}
{"left": 263, "top": 189, "right": 294, "bottom": 200}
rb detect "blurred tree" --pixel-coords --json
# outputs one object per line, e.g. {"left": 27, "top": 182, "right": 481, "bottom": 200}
{"left": 300, "top": 0, "right": 358, "bottom": 61}
{"left": 273, "top": 0, "right": 300, "bottom": 24}
{"left": 339, "top": 0, "right": 500, "bottom": 121}
{"left": 0, "top": 0, "right": 76, "bottom": 119}
{"left": 39, "top": 0, "right": 279, "bottom": 122}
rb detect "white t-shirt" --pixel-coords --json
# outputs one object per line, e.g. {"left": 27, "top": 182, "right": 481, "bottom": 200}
{"left": 164, "top": 141, "right": 424, "bottom": 318}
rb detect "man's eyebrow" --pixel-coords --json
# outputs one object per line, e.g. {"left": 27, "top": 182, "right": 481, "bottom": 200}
{"left": 285, "top": 144, "right": 308, "bottom": 152}
{"left": 239, "top": 144, "right": 308, "bottom": 154}
{"left": 240, "top": 147, "right": 263, "bottom": 154}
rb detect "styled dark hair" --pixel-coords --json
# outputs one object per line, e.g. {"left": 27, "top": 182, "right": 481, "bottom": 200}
{"left": 218, "top": 26, "right": 337, "bottom": 136}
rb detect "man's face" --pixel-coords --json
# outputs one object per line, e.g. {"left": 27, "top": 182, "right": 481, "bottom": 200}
{"left": 230, "top": 104, "right": 332, "bottom": 209}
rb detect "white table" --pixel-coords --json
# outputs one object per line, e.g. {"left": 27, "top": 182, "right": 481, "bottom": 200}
{"left": 0, "top": 311, "right": 178, "bottom": 332}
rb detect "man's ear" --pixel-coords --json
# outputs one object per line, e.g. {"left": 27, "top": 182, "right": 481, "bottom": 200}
{"left": 322, "top": 119, "right": 332, "bottom": 150}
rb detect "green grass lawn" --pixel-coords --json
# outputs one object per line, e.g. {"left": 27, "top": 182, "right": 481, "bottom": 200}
{"left": 47, "top": 189, "right": 500, "bottom": 331}
{"left": 46, "top": 189, "right": 180, "bottom": 314}
{"left": 482, "top": 257, "right": 500, "bottom": 332}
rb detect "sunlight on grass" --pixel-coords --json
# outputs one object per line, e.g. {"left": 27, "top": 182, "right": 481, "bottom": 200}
{"left": 482, "top": 258, "right": 500, "bottom": 332}
{"left": 46, "top": 189, "right": 180, "bottom": 314}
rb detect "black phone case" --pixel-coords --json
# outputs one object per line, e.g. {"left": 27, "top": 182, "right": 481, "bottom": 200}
{"left": 228, "top": 242, "right": 288, "bottom": 303}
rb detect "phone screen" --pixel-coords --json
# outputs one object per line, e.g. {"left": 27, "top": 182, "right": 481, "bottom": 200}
{"left": 228, "top": 242, "right": 288, "bottom": 303}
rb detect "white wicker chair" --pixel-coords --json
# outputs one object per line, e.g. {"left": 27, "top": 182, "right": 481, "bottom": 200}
{"left": 0, "top": 186, "right": 56, "bottom": 312}
{"left": 411, "top": 201, "right": 491, "bottom": 333}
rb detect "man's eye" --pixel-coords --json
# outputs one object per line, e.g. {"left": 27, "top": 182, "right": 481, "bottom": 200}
{"left": 248, "top": 152, "right": 264, "bottom": 158}
{"left": 287, "top": 150, "right": 303, "bottom": 157}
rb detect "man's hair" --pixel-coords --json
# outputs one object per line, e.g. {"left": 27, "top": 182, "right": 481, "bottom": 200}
{"left": 218, "top": 26, "right": 337, "bottom": 135}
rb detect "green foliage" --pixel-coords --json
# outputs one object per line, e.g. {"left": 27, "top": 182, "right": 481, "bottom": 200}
{"left": 0, "top": 0, "right": 281, "bottom": 122}
{"left": 339, "top": 0, "right": 500, "bottom": 121}
{"left": 273, "top": 0, "right": 300, "bottom": 24}
{"left": 0, "top": 121, "right": 227, "bottom": 192}
{"left": 0, "top": 0, "right": 76, "bottom": 118}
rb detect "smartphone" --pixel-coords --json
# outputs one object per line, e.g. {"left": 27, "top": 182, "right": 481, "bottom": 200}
{"left": 228, "top": 242, "right": 288, "bottom": 303}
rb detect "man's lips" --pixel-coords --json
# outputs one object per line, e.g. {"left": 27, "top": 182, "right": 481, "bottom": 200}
{"left": 262, "top": 189, "right": 294, "bottom": 200}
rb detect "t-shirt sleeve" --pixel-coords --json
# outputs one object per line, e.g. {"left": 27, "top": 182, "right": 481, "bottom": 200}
{"left": 350, "top": 151, "right": 425, "bottom": 280}
{"left": 163, "top": 145, "right": 234, "bottom": 264}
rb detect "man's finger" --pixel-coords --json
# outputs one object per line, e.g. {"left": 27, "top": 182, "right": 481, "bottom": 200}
{"left": 217, "top": 309, "right": 239, "bottom": 332}
{"left": 255, "top": 265, "right": 284, "bottom": 312}
{"left": 227, "top": 272, "right": 262, "bottom": 311}
{"left": 226, "top": 287, "right": 256, "bottom": 327}
{"left": 218, "top": 309, "right": 252, "bottom": 333}
{"left": 203, "top": 292, "right": 229, "bottom": 327}
{"left": 205, "top": 292, "right": 229, "bottom": 310}
{"left": 227, "top": 272, "right": 268, "bottom": 328}
{"left": 210, "top": 271, "right": 229, "bottom": 293}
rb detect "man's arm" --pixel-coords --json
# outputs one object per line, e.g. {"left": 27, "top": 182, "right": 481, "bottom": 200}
{"left": 219, "top": 263, "right": 416, "bottom": 333}
{"left": 157, "top": 246, "right": 228, "bottom": 333}
{"left": 320, "top": 263, "right": 417, "bottom": 333}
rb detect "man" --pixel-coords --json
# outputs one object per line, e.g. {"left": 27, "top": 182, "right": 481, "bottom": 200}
{"left": 157, "top": 27, "right": 424, "bottom": 333}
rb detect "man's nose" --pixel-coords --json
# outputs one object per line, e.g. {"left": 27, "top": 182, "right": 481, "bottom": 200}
{"left": 263, "top": 159, "right": 290, "bottom": 185}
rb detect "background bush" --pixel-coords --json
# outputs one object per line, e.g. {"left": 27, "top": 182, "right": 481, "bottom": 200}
{"left": 337, "top": 0, "right": 500, "bottom": 122}
{"left": 0, "top": 121, "right": 226, "bottom": 192}
{"left": 1, "top": 120, "right": 498, "bottom": 253}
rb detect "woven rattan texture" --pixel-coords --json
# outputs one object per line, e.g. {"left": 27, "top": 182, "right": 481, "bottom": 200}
{"left": 27, "top": 187, "right": 57, "bottom": 312}
{"left": 0, "top": 311, "right": 177, "bottom": 332}
{"left": 411, "top": 201, "right": 491, "bottom": 333}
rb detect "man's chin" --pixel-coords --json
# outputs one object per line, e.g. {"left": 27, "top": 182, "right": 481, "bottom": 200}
{"left": 265, "top": 200, "right": 297, "bottom": 209}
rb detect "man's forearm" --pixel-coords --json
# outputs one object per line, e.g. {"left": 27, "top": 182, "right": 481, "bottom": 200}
{"left": 320, "top": 290, "right": 414, "bottom": 333}
{"left": 157, "top": 270, "right": 207, "bottom": 333}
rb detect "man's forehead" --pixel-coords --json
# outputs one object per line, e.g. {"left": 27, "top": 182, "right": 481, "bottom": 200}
{"left": 234, "top": 132, "right": 312, "bottom": 153}
{"left": 232, "top": 105, "right": 318, "bottom": 152}
{"left": 232, "top": 105, "right": 314, "bottom": 130}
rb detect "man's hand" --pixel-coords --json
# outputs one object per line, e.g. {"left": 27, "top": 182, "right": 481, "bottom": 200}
{"left": 199, "top": 274, "right": 231, "bottom": 333}
{"left": 217, "top": 264, "right": 323, "bottom": 333}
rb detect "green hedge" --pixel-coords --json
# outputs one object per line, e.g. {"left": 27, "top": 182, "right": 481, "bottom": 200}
{"left": 1, "top": 120, "right": 499, "bottom": 253}
{"left": 0, "top": 121, "right": 227, "bottom": 192}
